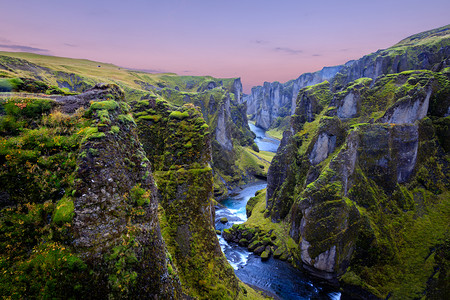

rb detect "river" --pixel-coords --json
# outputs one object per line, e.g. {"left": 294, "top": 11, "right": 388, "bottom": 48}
{"left": 214, "top": 123, "right": 341, "bottom": 300}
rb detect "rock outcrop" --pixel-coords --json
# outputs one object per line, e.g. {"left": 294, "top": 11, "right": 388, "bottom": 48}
{"left": 132, "top": 98, "right": 241, "bottom": 298}
{"left": 264, "top": 70, "right": 450, "bottom": 298}
{"left": 72, "top": 85, "right": 181, "bottom": 298}
{"left": 0, "top": 84, "right": 183, "bottom": 298}
{"left": 155, "top": 77, "right": 259, "bottom": 196}
{"left": 244, "top": 65, "right": 343, "bottom": 129}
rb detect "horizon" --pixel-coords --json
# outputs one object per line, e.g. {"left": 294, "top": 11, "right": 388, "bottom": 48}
{"left": 2, "top": 0, "right": 450, "bottom": 93}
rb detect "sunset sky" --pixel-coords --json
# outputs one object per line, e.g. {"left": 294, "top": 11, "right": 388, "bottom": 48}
{"left": 2, "top": 0, "right": 449, "bottom": 92}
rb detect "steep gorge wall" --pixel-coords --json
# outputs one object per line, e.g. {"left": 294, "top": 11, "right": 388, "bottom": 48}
{"left": 71, "top": 85, "right": 182, "bottom": 298}
{"left": 0, "top": 84, "right": 249, "bottom": 299}
{"left": 244, "top": 66, "right": 343, "bottom": 129}
{"left": 0, "top": 84, "right": 183, "bottom": 298}
{"left": 265, "top": 70, "right": 450, "bottom": 298}
{"left": 132, "top": 98, "right": 241, "bottom": 298}
{"left": 155, "top": 78, "right": 259, "bottom": 196}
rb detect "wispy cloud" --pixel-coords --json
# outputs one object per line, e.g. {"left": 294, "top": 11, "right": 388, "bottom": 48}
{"left": 253, "top": 40, "right": 269, "bottom": 45}
{"left": 0, "top": 44, "right": 50, "bottom": 53}
{"left": 273, "top": 47, "right": 303, "bottom": 55}
{"left": 312, "top": 54, "right": 322, "bottom": 57}
{"left": 64, "top": 43, "right": 77, "bottom": 47}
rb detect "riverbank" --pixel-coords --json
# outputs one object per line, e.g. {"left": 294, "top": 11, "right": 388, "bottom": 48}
{"left": 215, "top": 122, "right": 341, "bottom": 299}
{"left": 248, "top": 120, "right": 283, "bottom": 141}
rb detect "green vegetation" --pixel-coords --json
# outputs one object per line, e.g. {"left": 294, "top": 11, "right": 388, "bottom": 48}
{"left": 0, "top": 97, "right": 94, "bottom": 298}
{"left": 169, "top": 110, "right": 190, "bottom": 120}
{"left": 130, "top": 184, "right": 150, "bottom": 206}
{"left": 0, "top": 51, "right": 257, "bottom": 200}
{"left": 0, "top": 77, "right": 23, "bottom": 91}
{"left": 224, "top": 189, "right": 297, "bottom": 263}
{"left": 261, "top": 69, "right": 450, "bottom": 299}
{"left": 53, "top": 196, "right": 74, "bottom": 224}
{"left": 265, "top": 127, "right": 283, "bottom": 140}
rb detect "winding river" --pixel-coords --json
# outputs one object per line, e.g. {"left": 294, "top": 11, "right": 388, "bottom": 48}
{"left": 215, "top": 123, "right": 341, "bottom": 300}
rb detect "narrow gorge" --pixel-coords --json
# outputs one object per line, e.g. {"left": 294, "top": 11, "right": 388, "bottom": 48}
{"left": 0, "top": 24, "right": 449, "bottom": 300}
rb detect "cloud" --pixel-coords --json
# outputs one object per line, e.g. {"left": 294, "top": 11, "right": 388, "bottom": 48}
{"left": 0, "top": 44, "right": 50, "bottom": 53}
{"left": 312, "top": 54, "right": 322, "bottom": 57}
{"left": 273, "top": 47, "right": 303, "bottom": 55}
{"left": 64, "top": 43, "right": 78, "bottom": 47}
{"left": 253, "top": 40, "right": 269, "bottom": 45}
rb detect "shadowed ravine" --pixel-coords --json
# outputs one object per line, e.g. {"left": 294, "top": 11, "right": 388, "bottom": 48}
{"left": 215, "top": 124, "right": 342, "bottom": 300}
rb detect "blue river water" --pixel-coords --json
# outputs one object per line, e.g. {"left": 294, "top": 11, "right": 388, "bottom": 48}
{"left": 214, "top": 123, "right": 341, "bottom": 299}
{"left": 248, "top": 122, "right": 280, "bottom": 153}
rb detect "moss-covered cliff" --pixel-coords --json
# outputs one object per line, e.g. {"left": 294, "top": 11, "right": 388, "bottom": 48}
{"left": 131, "top": 97, "right": 242, "bottom": 298}
{"left": 245, "top": 24, "right": 450, "bottom": 131}
{"left": 260, "top": 70, "right": 450, "bottom": 298}
{"left": 0, "top": 53, "right": 260, "bottom": 197}
{"left": 0, "top": 84, "right": 263, "bottom": 299}
{"left": 0, "top": 84, "right": 183, "bottom": 298}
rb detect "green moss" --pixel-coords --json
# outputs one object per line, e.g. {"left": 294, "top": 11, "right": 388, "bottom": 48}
{"left": 110, "top": 125, "right": 120, "bottom": 134}
{"left": 97, "top": 109, "right": 110, "bottom": 124}
{"left": 81, "top": 126, "right": 105, "bottom": 142}
{"left": 168, "top": 110, "right": 189, "bottom": 120}
{"left": 341, "top": 271, "right": 363, "bottom": 286}
{"left": 130, "top": 184, "right": 150, "bottom": 206}
{"left": 137, "top": 114, "right": 161, "bottom": 122}
{"left": 52, "top": 196, "right": 74, "bottom": 224}
{"left": 118, "top": 113, "right": 137, "bottom": 126}
{"left": 0, "top": 77, "right": 23, "bottom": 91}
{"left": 105, "top": 233, "right": 139, "bottom": 296}
{"left": 88, "top": 147, "right": 99, "bottom": 156}
{"left": 260, "top": 250, "right": 270, "bottom": 260}
{"left": 89, "top": 100, "right": 119, "bottom": 111}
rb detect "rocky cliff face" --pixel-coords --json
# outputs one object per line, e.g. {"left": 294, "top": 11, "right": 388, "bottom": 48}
{"left": 245, "top": 24, "right": 450, "bottom": 130}
{"left": 0, "top": 84, "right": 249, "bottom": 299}
{"left": 265, "top": 70, "right": 450, "bottom": 298}
{"left": 132, "top": 98, "right": 241, "bottom": 298}
{"left": 331, "top": 25, "right": 450, "bottom": 91}
{"left": 156, "top": 77, "right": 258, "bottom": 196}
{"left": 71, "top": 85, "right": 182, "bottom": 298}
{"left": 244, "top": 66, "right": 343, "bottom": 129}
{"left": 0, "top": 84, "right": 184, "bottom": 298}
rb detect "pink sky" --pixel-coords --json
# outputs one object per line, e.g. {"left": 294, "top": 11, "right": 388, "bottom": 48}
{"left": 1, "top": 0, "right": 449, "bottom": 93}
